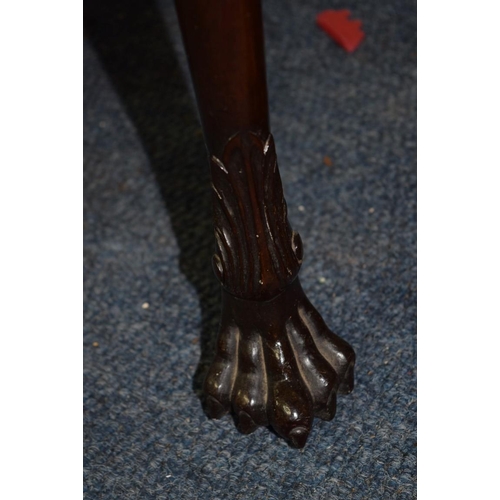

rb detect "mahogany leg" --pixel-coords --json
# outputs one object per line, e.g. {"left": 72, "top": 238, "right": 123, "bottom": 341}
{"left": 175, "top": 0, "right": 355, "bottom": 448}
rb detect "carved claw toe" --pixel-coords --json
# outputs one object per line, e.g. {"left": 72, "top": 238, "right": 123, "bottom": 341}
{"left": 204, "top": 395, "right": 228, "bottom": 420}
{"left": 202, "top": 277, "right": 355, "bottom": 448}
{"left": 202, "top": 325, "right": 239, "bottom": 418}
{"left": 299, "top": 304, "right": 356, "bottom": 395}
{"left": 288, "top": 426, "right": 309, "bottom": 449}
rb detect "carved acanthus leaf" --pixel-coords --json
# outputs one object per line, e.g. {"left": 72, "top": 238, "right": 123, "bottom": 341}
{"left": 211, "top": 131, "right": 302, "bottom": 299}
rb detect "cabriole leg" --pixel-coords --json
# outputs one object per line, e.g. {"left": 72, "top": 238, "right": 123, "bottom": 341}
{"left": 175, "top": 0, "right": 355, "bottom": 448}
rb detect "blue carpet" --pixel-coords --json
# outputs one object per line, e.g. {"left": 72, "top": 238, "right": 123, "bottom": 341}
{"left": 83, "top": 0, "right": 416, "bottom": 497}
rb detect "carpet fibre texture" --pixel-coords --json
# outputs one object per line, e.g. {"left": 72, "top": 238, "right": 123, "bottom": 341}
{"left": 83, "top": 0, "right": 416, "bottom": 498}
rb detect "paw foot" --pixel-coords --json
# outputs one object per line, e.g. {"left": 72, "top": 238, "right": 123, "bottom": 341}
{"left": 203, "top": 278, "right": 355, "bottom": 448}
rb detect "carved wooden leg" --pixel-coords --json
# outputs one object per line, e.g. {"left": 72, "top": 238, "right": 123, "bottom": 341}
{"left": 175, "top": 0, "right": 355, "bottom": 448}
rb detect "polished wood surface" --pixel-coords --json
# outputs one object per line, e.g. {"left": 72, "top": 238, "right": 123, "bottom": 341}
{"left": 175, "top": 0, "right": 269, "bottom": 158}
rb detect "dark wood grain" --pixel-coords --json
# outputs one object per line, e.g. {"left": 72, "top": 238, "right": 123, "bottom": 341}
{"left": 175, "top": 0, "right": 269, "bottom": 158}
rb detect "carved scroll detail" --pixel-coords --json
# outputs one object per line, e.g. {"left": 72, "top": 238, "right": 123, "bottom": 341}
{"left": 211, "top": 131, "right": 303, "bottom": 300}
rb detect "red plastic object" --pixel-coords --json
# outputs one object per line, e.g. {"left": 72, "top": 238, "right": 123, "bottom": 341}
{"left": 316, "top": 9, "right": 365, "bottom": 53}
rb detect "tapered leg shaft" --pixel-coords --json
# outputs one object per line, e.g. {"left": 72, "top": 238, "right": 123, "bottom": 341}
{"left": 175, "top": 0, "right": 269, "bottom": 158}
